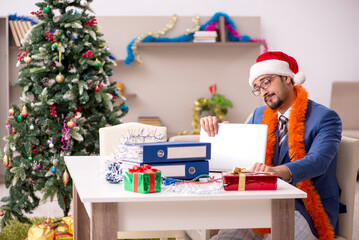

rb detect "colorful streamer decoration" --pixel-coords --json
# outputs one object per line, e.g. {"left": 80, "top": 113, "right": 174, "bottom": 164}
{"left": 124, "top": 12, "right": 268, "bottom": 65}
{"left": 61, "top": 117, "right": 76, "bottom": 150}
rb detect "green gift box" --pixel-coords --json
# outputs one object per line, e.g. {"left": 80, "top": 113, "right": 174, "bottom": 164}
{"left": 124, "top": 165, "right": 161, "bottom": 193}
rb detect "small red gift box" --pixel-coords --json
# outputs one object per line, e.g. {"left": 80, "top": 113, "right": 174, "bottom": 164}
{"left": 222, "top": 168, "right": 278, "bottom": 191}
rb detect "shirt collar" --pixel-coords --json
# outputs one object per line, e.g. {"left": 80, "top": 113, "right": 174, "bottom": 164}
{"left": 277, "top": 107, "right": 291, "bottom": 120}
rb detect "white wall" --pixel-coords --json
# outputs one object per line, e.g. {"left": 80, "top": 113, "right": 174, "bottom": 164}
{"left": 1, "top": 0, "right": 359, "bottom": 107}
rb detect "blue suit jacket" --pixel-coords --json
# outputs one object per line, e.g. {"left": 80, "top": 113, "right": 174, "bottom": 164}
{"left": 248, "top": 99, "right": 342, "bottom": 237}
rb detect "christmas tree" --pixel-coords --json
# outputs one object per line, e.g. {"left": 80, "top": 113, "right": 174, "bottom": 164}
{"left": 0, "top": 0, "right": 128, "bottom": 228}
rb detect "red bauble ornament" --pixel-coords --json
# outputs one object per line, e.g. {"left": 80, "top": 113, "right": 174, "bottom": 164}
{"left": 12, "top": 128, "right": 16, "bottom": 134}
{"left": 0, "top": 211, "right": 4, "bottom": 217}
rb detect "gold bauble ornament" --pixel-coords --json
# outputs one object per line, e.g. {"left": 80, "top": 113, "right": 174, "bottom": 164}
{"left": 8, "top": 108, "right": 15, "bottom": 116}
{"left": 24, "top": 56, "right": 32, "bottom": 64}
{"left": 115, "top": 83, "right": 124, "bottom": 95}
{"left": 63, "top": 169, "right": 69, "bottom": 187}
{"left": 67, "top": 120, "right": 75, "bottom": 129}
{"left": 56, "top": 73, "right": 65, "bottom": 83}
{"left": 3, "top": 153, "right": 9, "bottom": 168}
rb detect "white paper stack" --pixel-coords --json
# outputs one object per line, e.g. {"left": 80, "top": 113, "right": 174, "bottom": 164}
{"left": 193, "top": 31, "right": 218, "bottom": 43}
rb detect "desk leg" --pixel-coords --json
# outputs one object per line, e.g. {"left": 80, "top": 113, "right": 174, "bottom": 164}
{"left": 271, "top": 199, "right": 294, "bottom": 240}
{"left": 73, "top": 185, "right": 91, "bottom": 240}
{"left": 91, "top": 203, "right": 118, "bottom": 240}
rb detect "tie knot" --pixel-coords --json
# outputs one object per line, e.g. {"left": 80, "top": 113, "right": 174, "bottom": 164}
{"left": 279, "top": 115, "right": 288, "bottom": 124}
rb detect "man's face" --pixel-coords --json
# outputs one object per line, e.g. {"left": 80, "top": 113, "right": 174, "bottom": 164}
{"left": 252, "top": 75, "right": 291, "bottom": 110}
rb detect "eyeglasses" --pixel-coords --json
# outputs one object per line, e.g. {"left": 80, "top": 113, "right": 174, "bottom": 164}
{"left": 252, "top": 75, "right": 277, "bottom": 96}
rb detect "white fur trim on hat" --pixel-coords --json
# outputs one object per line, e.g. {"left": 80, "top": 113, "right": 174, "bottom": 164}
{"left": 293, "top": 72, "right": 306, "bottom": 85}
{"left": 249, "top": 59, "right": 295, "bottom": 87}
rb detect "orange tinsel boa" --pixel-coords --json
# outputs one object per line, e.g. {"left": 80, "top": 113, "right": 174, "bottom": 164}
{"left": 257, "top": 85, "right": 334, "bottom": 239}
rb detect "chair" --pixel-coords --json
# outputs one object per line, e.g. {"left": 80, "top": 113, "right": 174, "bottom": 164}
{"left": 330, "top": 81, "right": 359, "bottom": 140}
{"left": 335, "top": 136, "right": 359, "bottom": 240}
{"left": 99, "top": 122, "right": 186, "bottom": 240}
{"left": 99, "top": 122, "right": 167, "bottom": 156}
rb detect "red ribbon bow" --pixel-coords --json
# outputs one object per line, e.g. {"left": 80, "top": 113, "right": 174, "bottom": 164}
{"left": 128, "top": 164, "right": 159, "bottom": 173}
{"left": 128, "top": 164, "right": 160, "bottom": 193}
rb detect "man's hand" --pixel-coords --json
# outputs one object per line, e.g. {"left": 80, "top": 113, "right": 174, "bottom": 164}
{"left": 200, "top": 116, "right": 220, "bottom": 137}
{"left": 251, "top": 162, "right": 292, "bottom": 181}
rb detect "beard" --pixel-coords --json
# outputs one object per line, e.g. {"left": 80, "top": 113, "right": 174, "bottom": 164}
{"left": 265, "top": 93, "right": 283, "bottom": 110}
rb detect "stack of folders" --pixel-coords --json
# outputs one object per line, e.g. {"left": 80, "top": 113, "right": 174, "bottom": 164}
{"left": 193, "top": 31, "right": 218, "bottom": 43}
{"left": 119, "top": 141, "right": 211, "bottom": 179}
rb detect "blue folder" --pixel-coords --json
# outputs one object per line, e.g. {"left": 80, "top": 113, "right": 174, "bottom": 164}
{"left": 122, "top": 160, "right": 209, "bottom": 179}
{"left": 123, "top": 141, "right": 211, "bottom": 163}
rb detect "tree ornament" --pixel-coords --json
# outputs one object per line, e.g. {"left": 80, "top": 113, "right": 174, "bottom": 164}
{"left": 51, "top": 167, "right": 56, "bottom": 173}
{"left": 49, "top": 143, "right": 54, "bottom": 148}
{"left": 0, "top": 211, "right": 4, "bottom": 217}
{"left": 80, "top": 0, "right": 88, "bottom": 6}
{"left": 24, "top": 56, "right": 32, "bottom": 64}
{"left": 8, "top": 108, "right": 15, "bottom": 116}
{"left": 37, "top": 164, "right": 42, "bottom": 169}
{"left": 11, "top": 146, "right": 16, "bottom": 151}
{"left": 30, "top": 124, "right": 34, "bottom": 130}
{"left": 121, "top": 104, "right": 129, "bottom": 113}
{"left": 95, "top": 86, "right": 100, "bottom": 92}
{"left": 74, "top": 112, "right": 82, "bottom": 120}
{"left": 99, "top": 43, "right": 105, "bottom": 48}
{"left": 12, "top": 128, "right": 16, "bottom": 134}
{"left": 28, "top": 156, "right": 33, "bottom": 162}
{"left": 21, "top": 105, "right": 28, "bottom": 117}
{"left": 52, "top": 43, "right": 57, "bottom": 50}
{"left": 7, "top": 124, "right": 11, "bottom": 129}
{"left": 63, "top": 169, "right": 69, "bottom": 187}
{"left": 56, "top": 73, "right": 65, "bottom": 83}
{"left": 44, "top": 6, "right": 51, "bottom": 14}
{"left": 17, "top": 115, "right": 24, "bottom": 122}
{"left": 108, "top": 71, "right": 113, "bottom": 76}
{"left": 94, "top": 59, "right": 101, "bottom": 67}
{"left": 67, "top": 120, "right": 75, "bottom": 129}
{"left": 3, "top": 153, "right": 9, "bottom": 168}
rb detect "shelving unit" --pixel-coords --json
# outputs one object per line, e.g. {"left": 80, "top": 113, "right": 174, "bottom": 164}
{"left": 96, "top": 16, "right": 264, "bottom": 137}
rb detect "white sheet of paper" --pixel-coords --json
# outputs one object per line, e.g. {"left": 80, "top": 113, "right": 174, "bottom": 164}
{"left": 200, "top": 123, "right": 268, "bottom": 171}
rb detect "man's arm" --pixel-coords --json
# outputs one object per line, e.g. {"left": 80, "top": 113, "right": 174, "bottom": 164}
{"left": 284, "top": 109, "right": 342, "bottom": 184}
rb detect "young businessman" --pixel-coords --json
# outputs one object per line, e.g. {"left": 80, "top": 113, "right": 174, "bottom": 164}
{"left": 201, "top": 51, "right": 342, "bottom": 240}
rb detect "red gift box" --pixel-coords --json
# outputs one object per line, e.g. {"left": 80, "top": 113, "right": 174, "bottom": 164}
{"left": 223, "top": 171, "right": 278, "bottom": 191}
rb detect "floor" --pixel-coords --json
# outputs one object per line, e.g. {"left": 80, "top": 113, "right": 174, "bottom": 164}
{"left": 0, "top": 177, "right": 358, "bottom": 239}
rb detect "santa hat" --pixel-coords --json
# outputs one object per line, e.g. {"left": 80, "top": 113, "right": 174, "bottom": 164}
{"left": 248, "top": 51, "right": 306, "bottom": 87}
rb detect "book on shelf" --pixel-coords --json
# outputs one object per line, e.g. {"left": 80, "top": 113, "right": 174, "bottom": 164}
{"left": 194, "top": 31, "right": 218, "bottom": 37}
{"left": 9, "top": 19, "right": 34, "bottom": 47}
{"left": 193, "top": 39, "right": 216, "bottom": 43}
{"left": 193, "top": 31, "right": 218, "bottom": 43}
{"left": 138, "top": 116, "right": 162, "bottom": 126}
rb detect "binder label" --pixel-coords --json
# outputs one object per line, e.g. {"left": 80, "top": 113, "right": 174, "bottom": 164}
{"left": 167, "top": 146, "right": 207, "bottom": 159}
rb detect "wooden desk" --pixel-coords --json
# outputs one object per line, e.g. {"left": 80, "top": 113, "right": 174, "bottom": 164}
{"left": 65, "top": 156, "right": 306, "bottom": 240}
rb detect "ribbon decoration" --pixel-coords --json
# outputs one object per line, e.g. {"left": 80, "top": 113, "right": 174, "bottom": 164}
{"left": 128, "top": 164, "right": 160, "bottom": 193}
{"left": 61, "top": 117, "right": 76, "bottom": 150}
{"left": 229, "top": 167, "right": 246, "bottom": 191}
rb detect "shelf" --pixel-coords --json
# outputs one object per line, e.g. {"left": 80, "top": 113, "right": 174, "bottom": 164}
{"left": 137, "top": 42, "right": 263, "bottom": 47}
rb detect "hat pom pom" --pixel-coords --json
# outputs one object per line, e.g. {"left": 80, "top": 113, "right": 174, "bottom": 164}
{"left": 294, "top": 72, "right": 306, "bottom": 85}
